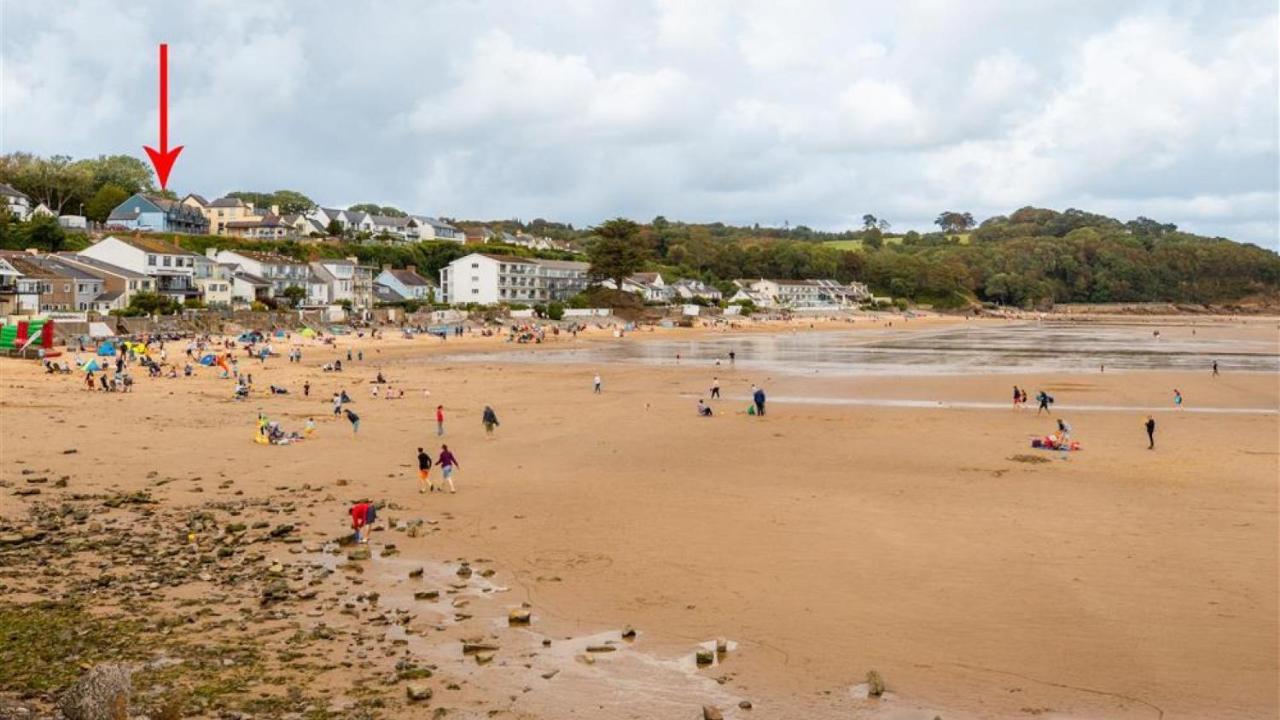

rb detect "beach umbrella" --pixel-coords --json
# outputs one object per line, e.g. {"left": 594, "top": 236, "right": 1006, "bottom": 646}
{"left": 300, "top": 328, "right": 317, "bottom": 338}
{"left": 198, "top": 354, "right": 217, "bottom": 366}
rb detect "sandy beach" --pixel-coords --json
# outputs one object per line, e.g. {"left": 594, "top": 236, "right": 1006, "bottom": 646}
{"left": 1, "top": 315, "right": 1276, "bottom": 719}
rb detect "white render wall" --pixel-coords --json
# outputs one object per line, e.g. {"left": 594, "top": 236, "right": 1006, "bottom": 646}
{"left": 79, "top": 237, "right": 148, "bottom": 274}
{"left": 441, "top": 254, "right": 504, "bottom": 304}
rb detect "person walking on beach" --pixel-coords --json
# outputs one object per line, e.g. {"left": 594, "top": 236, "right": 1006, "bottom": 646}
{"left": 729, "top": 350, "right": 736, "bottom": 365}
{"left": 345, "top": 408, "right": 360, "bottom": 434}
{"left": 1036, "top": 390, "right": 1053, "bottom": 415}
{"left": 593, "top": 373, "right": 602, "bottom": 394}
{"left": 437, "top": 444, "right": 459, "bottom": 493}
{"left": 711, "top": 377, "right": 721, "bottom": 399}
{"left": 303, "top": 380, "right": 310, "bottom": 397}
{"left": 1012, "top": 386, "right": 1021, "bottom": 410}
{"left": 753, "top": 385, "right": 766, "bottom": 416}
{"left": 1019, "top": 388, "right": 1028, "bottom": 406}
{"left": 332, "top": 393, "right": 343, "bottom": 417}
{"left": 416, "top": 447, "right": 433, "bottom": 493}
{"left": 436, "top": 405, "right": 445, "bottom": 436}
{"left": 481, "top": 405, "right": 500, "bottom": 438}
{"left": 1145, "top": 415, "right": 1156, "bottom": 449}
{"left": 1173, "top": 389, "right": 1183, "bottom": 409}
{"left": 1212, "top": 360, "right": 1219, "bottom": 377}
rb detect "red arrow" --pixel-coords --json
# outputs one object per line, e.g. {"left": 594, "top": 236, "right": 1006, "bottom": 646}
{"left": 143, "top": 43, "right": 183, "bottom": 189}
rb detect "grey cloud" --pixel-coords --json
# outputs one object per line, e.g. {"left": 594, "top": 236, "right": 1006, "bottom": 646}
{"left": 2, "top": 0, "right": 1275, "bottom": 247}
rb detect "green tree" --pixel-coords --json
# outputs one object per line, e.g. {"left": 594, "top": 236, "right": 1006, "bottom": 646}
{"left": 935, "top": 211, "right": 976, "bottom": 234}
{"left": 862, "top": 214, "right": 878, "bottom": 230}
{"left": 271, "top": 190, "right": 315, "bottom": 215}
{"left": 77, "top": 154, "right": 155, "bottom": 196}
{"left": 85, "top": 183, "right": 130, "bottom": 223}
{"left": 23, "top": 214, "right": 68, "bottom": 253}
{"left": 587, "top": 218, "right": 648, "bottom": 294}
{"left": 0, "top": 153, "right": 94, "bottom": 214}
{"left": 281, "top": 285, "right": 307, "bottom": 307}
{"left": 547, "top": 301, "right": 565, "bottom": 320}
{"left": 325, "top": 219, "right": 343, "bottom": 237}
{"left": 862, "top": 228, "right": 884, "bottom": 250}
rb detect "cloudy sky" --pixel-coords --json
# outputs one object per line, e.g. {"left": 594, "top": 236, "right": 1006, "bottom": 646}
{"left": 3, "top": 0, "right": 1277, "bottom": 246}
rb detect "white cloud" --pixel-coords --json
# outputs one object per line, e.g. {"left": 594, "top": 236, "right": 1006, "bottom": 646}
{"left": 0, "top": 1, "right": 1274, "bottom": 247}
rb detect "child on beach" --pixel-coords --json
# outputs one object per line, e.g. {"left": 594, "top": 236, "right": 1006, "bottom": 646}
{"left": 1173, "top": 389, "right": 1183, "bottom": 409}
{"left": 416, "top": 447, "right": 433, "bottom": 493}
{"left": 345, "top": 408, "right": 360, "bottom": 434}
{"left": 350, "top": 501, "right": 375, "bottom": 543}
{"left": 593, "top": 373, "right": 602, "bottom": 394}
{"left": 437, "top": 444, "right": 459, "bottom": 493}
{"left": 711, "top": 377, "right": 720, "bottom": 399}
{"left": 436, "top": 405, "right": 445, "bottom": 436}
{"left": 482, "top": 406, "right": 500, "bottom": 438}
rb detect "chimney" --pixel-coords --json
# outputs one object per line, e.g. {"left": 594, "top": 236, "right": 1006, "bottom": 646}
{"left": 245, "top": 202, "right": 255, "bottom": 212}
{"left": 382, "top": 263, "right": 392, "bottom": 271}
{"left": 406, "top": 265, "right": 416, "bottom": 274}
{"left": 346, "top": 256, "right": 358, "bottom": 264}
{"left": 25, "top": 248, "right": 39, "bottom": 255}
{"left": 206, "top": 248, "right": 218, "bottom": 259}
{"left": 270, "top": 204, "right": 280, "bottom": 216}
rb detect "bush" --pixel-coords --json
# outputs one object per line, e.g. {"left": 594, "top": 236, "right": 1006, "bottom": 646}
{"left": 547, "top": 301, "right": 565, "bottom": 320}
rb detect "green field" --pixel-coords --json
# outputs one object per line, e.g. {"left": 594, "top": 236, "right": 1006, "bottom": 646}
{"left": 821, "top": 233, "right": 969, "bottom": 251}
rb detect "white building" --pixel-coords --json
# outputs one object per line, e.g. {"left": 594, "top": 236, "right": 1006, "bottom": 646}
{"left": 438, "top": 253, "right": 590, "bottom": 305}
{"left": 599, "top": 272, "right": 672, "bottom": 302}
{"left": 670, "top": 278, "right": 723, "bottom": 302}
{"left": 0, "top": 183, "right": 33, "bottom": 221}
{"left": 409, "top": 216, "right": 465, "bottom": 243}
{"left": 78, "top": 235, "right": 202, "bottom": 302}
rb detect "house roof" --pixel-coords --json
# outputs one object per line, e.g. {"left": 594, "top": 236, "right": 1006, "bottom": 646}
{"left": 182, "top": 193, "right": 210, "bottom": 206}
{"left": 209, "top": 196, "right": 248, "bottom": 208}
{"left": 233, "top": 271, "right": 272, "bottom": 287}
{"left": 0, "top": 182, "right": 32, "bottom": 200}
{"left": 108, "top": 208, "right": 141, "bottom": 221}
{"left": 374, "top": 283, "right": 407, "bottom": 302}
{"left": 372, "top": 214, "right": 411, "bottom": 228}
{"left": 30, "top": 256, "right": 100, "bottom": 281}
{"left": 630, "top": 272, "right": 661, "bottom": 284}
{"left": 386, "top": 268, "right": 434, "bottom": 287}
{"left": 475, "top": 253, "right": 537, "bottom": 265}
{"left": 532, "top": 258, "right": 590, "bottom": 271}
{"left": 94, "top": 290, "right": 124, "bottom": 302}
{"left": 108, "top": 235, "right": 201, "bottom": 256}
{"left": 1, "top": 255, "right": 59, "bottom": 279}
{"left": 224, "top": 249, "right": 306, "bottom": 266}
{"left": 56, "top": 252, "right": 152, "bottom": 280}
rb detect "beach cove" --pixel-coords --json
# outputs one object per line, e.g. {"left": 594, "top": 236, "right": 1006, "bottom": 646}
{"left": 1, "top": 315, "right": 1277, "bottom": 720}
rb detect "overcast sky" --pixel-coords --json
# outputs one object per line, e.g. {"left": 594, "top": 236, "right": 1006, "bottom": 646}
{"left": 3, "top": 1, "right": 1276, "bottom": 247}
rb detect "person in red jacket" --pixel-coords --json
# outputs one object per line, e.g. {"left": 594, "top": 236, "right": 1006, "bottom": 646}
{"left": 436, "top": 405, "right": 445, "bottom": 437}
{"left": 350, "top": 501, "right": 376, "bottom": 543}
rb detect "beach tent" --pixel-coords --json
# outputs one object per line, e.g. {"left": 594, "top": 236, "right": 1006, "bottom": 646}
{"left": 198, "top": 354, "right": 218, "bottom": 366}
{"left": 96, "top": 341, "right": 117, "bottom": 356}
{"left": 274, "top": 330, "right": 287, "bottom": 338}
{"left": 299, "top": 328, "right": 317, "bottom": 338}
{"left": 81, "top": 359, "right": 101, "bottom": 372}
{"left": 237, "top": 332, "right": 262, "bottom": 343}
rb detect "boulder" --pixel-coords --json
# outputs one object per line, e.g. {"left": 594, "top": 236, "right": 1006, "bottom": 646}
{"left": 702, "top": 705, "right": 723, "bottom": 720}
{"left": 507, "top": 608, "right": 531, "bottom": 625}
{"left": 695, "top": 649, "right": 714, "bottom": 666}
{"left": 405, "top": 684, "right": 433, "bottom": 702}
{"left": 58, "top": 664, "right": 131, "bottom": 720}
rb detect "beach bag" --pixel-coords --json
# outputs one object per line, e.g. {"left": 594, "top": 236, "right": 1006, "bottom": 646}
{"left": 747, "top": 405, "right": 756, "bottom": 415}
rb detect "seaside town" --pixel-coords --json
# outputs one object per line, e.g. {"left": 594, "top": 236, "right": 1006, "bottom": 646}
{"left": 2, "top": 4, "right": 1278, "bottom": 720}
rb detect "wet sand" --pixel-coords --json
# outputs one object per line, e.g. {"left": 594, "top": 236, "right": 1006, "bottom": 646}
{"left": 1, "top": 316, "right": 1277, "bottom": 719}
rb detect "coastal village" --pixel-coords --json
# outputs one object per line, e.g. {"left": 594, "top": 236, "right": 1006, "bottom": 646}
{"left": 1, "top": 184, "right": 873, "bottom": 328}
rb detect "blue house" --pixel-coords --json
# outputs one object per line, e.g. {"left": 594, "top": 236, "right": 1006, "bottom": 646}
{"left": 107, "top": 193, "right": 209, "bottom": 235}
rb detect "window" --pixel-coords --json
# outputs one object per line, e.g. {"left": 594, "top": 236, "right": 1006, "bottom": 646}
{"left": 471, "top": 288, "right": 479, "bottom": 294}
{"left": 147, "top": 255, "right": 156, "bottom": 266}
{"left": 162, "top": 256, "right": 171, "bottom": 267}
{"left": 471, "top": 263, "right": 479, "bottom": 269}
{"left": 64, "top": 284, "right": 71, "bottom": 292}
